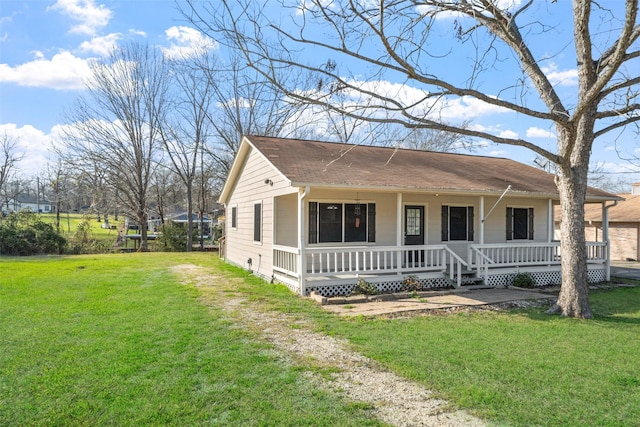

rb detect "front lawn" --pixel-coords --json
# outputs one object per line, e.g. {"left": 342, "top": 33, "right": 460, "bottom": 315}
{"left": 2, "top": 253, "right": 639, "bottom": 426}
{"left": 0, "top": 254, "right": 380, "bottom": 426}
{"left": 220, "top": 262, "right": 640, "bottom": 427}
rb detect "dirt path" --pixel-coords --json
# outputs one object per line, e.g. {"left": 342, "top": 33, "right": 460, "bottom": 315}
{"left": 171, "top": 264, "right": 485, "bottom": 427}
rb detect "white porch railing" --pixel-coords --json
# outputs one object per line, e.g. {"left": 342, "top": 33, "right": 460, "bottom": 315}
{"left": 273, "top": 245, "right": 299, "bottom": 276}
{"left": 273, "top": 245, "right": 469, "bottom": 287}
{"left": 469, "top": 242, "right": 607, "bottom": 279}
{"left": 274, "top": 242, "right": 607, "bottom": 290}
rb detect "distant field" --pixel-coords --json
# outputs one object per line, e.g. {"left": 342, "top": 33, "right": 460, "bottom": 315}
{"left": 40, "top": 213, "right": 121, "bottom": 239}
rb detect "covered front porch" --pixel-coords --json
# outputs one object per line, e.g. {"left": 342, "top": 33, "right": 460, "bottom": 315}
{"left": 273, "top": 242, "right": 609, "bottom": 296}
{"left": 270, "top": 188, "right": 614, "bottom": 296}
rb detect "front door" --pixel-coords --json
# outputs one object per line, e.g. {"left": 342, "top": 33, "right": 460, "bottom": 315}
{"left": 404, "top": 205, "right": 425, "bottom": 245}
{"left": 404, "top": 205, "right": 425, "bottom": 266}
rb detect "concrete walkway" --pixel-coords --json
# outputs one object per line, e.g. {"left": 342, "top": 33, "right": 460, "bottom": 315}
{"left": 318, "top": 263, "right": 640, "bottom": 318}
{"left": 322, "top": 287, "right": 557, "bottom": 317}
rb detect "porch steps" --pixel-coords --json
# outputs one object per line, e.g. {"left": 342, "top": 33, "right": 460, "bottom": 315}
{"left": 445, "top": 267, "right": 486, "bottom": 287}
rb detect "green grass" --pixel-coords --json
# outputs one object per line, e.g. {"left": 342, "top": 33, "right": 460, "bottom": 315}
{"left": 210, "top": 263, "right": 640, "bottom": 427}
{"left": 0, "top": 254, "right": 381, "bottom": 426}
{"left": 3, "top": 253, "right": 640, "bottom": 426}
{"left": 39, "top": 212, "right": 119, "bottom": 239}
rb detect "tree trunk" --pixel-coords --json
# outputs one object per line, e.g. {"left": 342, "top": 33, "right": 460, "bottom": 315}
{"left": 186, "top": 181, "right": 193, "bottom": 252}
{"left": 551, "top": 169, "right": 592, "bottom": 318}
{"left": 138, "top": 207, "right": 149, "bottom": 252}
{"left": 548, "top": 112, "right": 596, "bottom": 319}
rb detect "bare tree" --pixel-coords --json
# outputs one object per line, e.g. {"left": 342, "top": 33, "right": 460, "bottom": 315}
{"left": 0, "top": 133, "right": 23, "bottom": 211}
{"left": 186, "top": 0, "right": 640, "bottom": 318}
{"left": 60, "top": 42, "right": 169, "bottom": 251}
{"left": 197, "top": 53, "right": 311, "bottom": 180}
{"left": 159, "top": 53, "right": 215, "bottom": 251}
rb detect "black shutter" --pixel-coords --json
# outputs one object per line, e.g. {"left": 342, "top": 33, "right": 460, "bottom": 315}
{"left": 367, "top": 203, "right": 376, "bottom": 242}
{"left": 528, "top": 207, "right": 535, "bottom": 240}
{"left": 254, "top": 203, "right": 261, "bottom": 242}
{"left": 467, "top": 206, "right": 474, "bottom": 241}
{"left": 506, "top": 207, "right": 513, "bottom": 240}
{"left": 441, "top": 205, "right": 449, "bottom": 241}
{"left": 308, "top": 202, "right": 318, "bottom": 244}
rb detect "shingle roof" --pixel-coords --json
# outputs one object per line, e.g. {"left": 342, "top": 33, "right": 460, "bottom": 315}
{"left": 583, "top": 194, "right": 640, "bottom": 222}
{"left": 245, "top": 135, "right": 616, "bottom": 200}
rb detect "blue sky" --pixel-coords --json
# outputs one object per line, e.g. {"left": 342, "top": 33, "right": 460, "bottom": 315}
{"left": 1, "top": 0, "right": 639, "bottom": 188}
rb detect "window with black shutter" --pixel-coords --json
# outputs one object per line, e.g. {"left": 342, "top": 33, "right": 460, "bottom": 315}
{"left": 441, "top": 205, "right": 474, "bottom": 241}
{"left": 309, "top": 201, "right": 376, "bottom": 243}
{"left": 507, "top": 207, "right": 534, "bottom": 240}
{"left": 253, "top": 202, "right": 262, "bottom": 242}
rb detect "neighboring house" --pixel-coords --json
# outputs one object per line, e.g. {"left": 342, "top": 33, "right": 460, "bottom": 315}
{"left": 219, "top": 135, "right": 619, "bottom": 297}
{"left": 581, "top": 183, "right": 640, "bottom": 262}
{"left": 170, "top": 212, "right": 213, "bottom": 237}
{"left": 3, "top": 194, "right": 56, "bottom": 213}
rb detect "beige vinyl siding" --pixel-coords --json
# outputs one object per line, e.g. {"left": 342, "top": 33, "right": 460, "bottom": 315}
{"left": 225, "top": 147, "right": 296, "bottom": 278}
{"left": 481, "top": 197, "right": 550, "bottom": 244}
{"left": 275, "top": 193, "right": 298, "bottom": 247}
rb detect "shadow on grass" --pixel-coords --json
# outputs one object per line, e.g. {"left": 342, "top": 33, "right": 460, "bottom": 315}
{"left": 514, "top": 285, "right": 640, "bottom": 325}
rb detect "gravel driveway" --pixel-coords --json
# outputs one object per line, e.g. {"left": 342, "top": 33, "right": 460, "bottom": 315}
{"left": 171, "top": 264, "right": 485, "bottom": 427}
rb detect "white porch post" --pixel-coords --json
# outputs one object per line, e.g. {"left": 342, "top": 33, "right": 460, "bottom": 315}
{"left": 479, "top": 196, "right": 485, "bottom": 244}
{"left": 397, "top": 192, "right": 403, "bottom": 273}
{"left": 603, "top": 202, "right": 610, "bottom": 281}
{"left": 298, "top": 187, "right": 309, "bottom": 295}
{"left": 548, "top": 199, "right": 554, "bottom": 243}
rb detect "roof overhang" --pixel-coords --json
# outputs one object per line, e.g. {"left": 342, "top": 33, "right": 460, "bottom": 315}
{"left": 288, "top": 181, "right": 622, "bottom": 203}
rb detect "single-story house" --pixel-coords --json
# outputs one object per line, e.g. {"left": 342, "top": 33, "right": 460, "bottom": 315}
{"left": 218, "top": 135, "right": 620, "bottom": 297}
{"left": 3, "top": 194, "right": 56, "bottom": 214}
{"left": 577, "top": 183, "right": 640, "bottom": 262}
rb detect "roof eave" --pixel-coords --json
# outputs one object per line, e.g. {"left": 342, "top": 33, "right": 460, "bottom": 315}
{"left": 288, "top": 181, "right": 621, "bottom": 202}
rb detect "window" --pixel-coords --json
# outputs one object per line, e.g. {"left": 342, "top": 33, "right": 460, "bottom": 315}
{"left": 231, "top": 206, "right": 237, "bottom": 229}
{"left": 253, "top": 202, "right": 262, "bottom": 242}
{"left": 441, "top": 205, "right": 474, "bottom": 241}
{"left": 309, "top": 202, "right": 375, "bottom": 244}
{"left": 506, "top": 207, "right": 534, "bottom": 240}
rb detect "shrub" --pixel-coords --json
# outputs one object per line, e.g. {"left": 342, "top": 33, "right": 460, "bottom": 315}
{"left": 67, "top": 216, "right": 109, "bottom": 254}
{"left": 155, "top": 222, "right": 198, "bottom": 252}
{"left": 402, "top": 275, "right": 422, "bottom": 292}
{"left": 351, "top": 278, "right": 379, "bottom": 296}
{"left": 512, "top": 273, "right": 536, "bottom": 288}
{"left": 0, "top": 211, "right": 66, "bottom": 255}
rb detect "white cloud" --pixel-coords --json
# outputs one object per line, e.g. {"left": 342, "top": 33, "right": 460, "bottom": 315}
{"left": 526, "top": 127, "right": 555, "bottom": 138}
{"left": 488, "top": 150, "right": 508, "bottom": 157}
{"left": 161, "top": 26, "right": 218, "bottom": 59}
{"left": 342, "top": 80, "right": 510, "bottom": 122}
{"left": 0, "top": 123, "right": 53, "bottom": 176}
{"left": 78, "top": 33, "right": 121, "bottom": 56}
{"left": 0, "top": 50, "right": 92, "bottom": 90}
{"left": 48, "top": 0, "right": 112, "bottom": 36}
{"left": 541, "top": 62, "right": 578, "bottom": 87}
{"left": 498, "top": 130, "right": 519, "bottom": 139}
{"left": 417, "top": 0, "right": 523, "bottom": 20}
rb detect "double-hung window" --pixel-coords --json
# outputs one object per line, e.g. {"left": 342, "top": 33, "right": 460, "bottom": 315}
{"left": 309, "top": 202, "right": 376, "bottom": 244}
{"left": 441, "top": 205, "right": 474, "bottom": 241}
{"left": 506, "top": 207, "right": 534, "bottom": 240}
